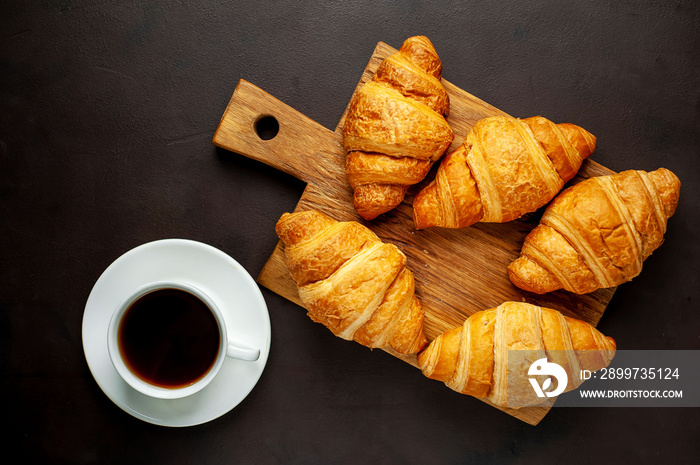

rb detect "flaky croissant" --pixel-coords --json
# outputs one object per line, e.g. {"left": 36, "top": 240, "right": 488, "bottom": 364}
{"left": 417, "top": 302, "right": 616, "bottom": 408}
{"left": 275, "top": 210, "right": 428, "bottom": 354}
{"left": 343, "top": 36, "right": 454, "bottom": 220}
{"left": 413, "top": 115, "right": 596, "bottom": 229}
{"left": 508, "top": 168, "right": 681, "bottom": 294}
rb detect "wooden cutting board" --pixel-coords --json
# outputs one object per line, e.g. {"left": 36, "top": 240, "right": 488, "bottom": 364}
{"left": 213, "top": 41, "right": 616, "bottom": 425}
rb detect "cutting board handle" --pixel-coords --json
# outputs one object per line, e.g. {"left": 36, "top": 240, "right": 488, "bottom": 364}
{"left": 213, "top": 79, "right": 343, "bottom": 185}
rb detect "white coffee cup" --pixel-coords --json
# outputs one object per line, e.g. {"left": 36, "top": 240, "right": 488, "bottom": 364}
{"left": 107, "top": 280, "right": 260, "bottom": 399}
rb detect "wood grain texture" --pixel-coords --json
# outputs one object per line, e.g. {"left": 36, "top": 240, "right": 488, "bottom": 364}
{"left": 213, "top": 41, "right": 616, "bottom": 425}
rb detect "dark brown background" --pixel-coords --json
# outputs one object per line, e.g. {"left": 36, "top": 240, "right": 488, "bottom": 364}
{"left": 2, "top": 1, "right": 699, "bottom": 463}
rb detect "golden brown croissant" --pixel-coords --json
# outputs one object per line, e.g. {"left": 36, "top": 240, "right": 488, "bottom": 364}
{"left": 413, "top": 115, "right": 596, "bottom": 229}
{"left": 508, "top": 168, "right": 681, "bottom": 294}
{"left": 417, "top": 302, "right": 616, "bottom": 408}
{"left": 343, "top": 36, "right": 454, "bottom": 220}
{"left": 275, "top": 210, "right": 428, "bottom": 354}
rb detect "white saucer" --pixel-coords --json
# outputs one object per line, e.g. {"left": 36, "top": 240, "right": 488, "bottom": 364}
{"left": 82, "top": 239, "right": 271, "bottom": 427}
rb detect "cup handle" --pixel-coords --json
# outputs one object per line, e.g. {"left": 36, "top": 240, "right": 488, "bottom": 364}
{"left": 226, "top": 341, "right": 260, "bottom": 362}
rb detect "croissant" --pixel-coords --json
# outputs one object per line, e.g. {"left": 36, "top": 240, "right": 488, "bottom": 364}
{"left": 343, "top": 36, "right": 454, "bottom": 220}
{"left": 413, "top": 115, "right": 596, "bottom": 229}
{"left": 508, "top": 168, "right": 681, "bottom": 294}
{"left": 275, "top": 210, "right": 428, "bottom": 354}
{"left": 417, "top": 301, "right": 616, "bottom": 408}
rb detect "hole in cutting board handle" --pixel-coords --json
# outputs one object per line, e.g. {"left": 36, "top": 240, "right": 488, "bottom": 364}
{"left": 254, "top": 115, "right": 279, "bottom": 140}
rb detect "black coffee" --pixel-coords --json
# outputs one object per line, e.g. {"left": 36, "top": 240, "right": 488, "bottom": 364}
{"left": 118, "top": 288, "right": 221, "bottom": 389}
